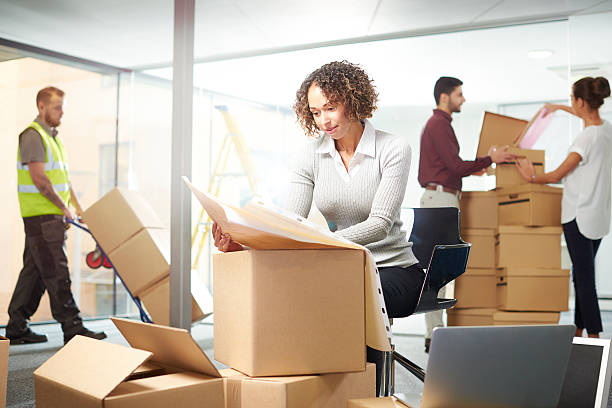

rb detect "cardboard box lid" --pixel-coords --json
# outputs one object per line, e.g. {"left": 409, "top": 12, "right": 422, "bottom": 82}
{"left": 111, "top": 318, "right": 221, "bottom": 378}
{"left": 447, "top": 308, "right": 497, "bottom": 316}
{"left": 493, "top": 311, "right": 559, "bottom": 321}
{"left": 496, "top": 183, "right": 563, "bottom": 196}
{"left": 498, "top": 268, "right": 570, "bottom": 277}
{"left": 33, "top": 335, "right": 152, "bottom": 400}
{"left": 461, "top": 228, "right": 496, "bottom": 237}
{"left": 476, "top": 112, "right": 528, "bottom": 158}
{"left": 497, "top": 225, "right": 562, "bottom": 235}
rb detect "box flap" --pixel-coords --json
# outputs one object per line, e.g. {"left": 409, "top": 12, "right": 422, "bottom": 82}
{"left": 476, "top": 112, "right": 528, "bottom": 158}
{"left": 497, "top": 225, "right": 562, "bottom": 234}
{"left": 493, "top": 311, "right": 559, "bottom": 322}
{"left": 33, "top": 335, "right": 151, "bottom": 400}
{"left": 111, "top": 317, "right": 221, "bottom": 378}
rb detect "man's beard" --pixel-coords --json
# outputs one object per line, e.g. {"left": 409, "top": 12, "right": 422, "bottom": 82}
{"left": 45, "top": 112, "right": 60, "bottom": 127}
{"left": 449, "top": 102, "right": 461, "bottom": 113}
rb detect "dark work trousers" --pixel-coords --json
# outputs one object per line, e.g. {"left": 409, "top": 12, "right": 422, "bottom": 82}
{"left": 562, "top": 219, "right": 603, "bottom": 334}
{"left": 6, "top": 214, "right": 83, "bottom": 338}
{"left": 367, "top": 263, "right": 425, "bottom": 395}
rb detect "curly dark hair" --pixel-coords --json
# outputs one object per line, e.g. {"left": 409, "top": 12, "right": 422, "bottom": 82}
{"left": 293, "top": 61, "right": 378, "bottom": 136}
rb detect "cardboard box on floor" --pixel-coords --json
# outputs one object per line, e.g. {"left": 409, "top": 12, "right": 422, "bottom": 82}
{"left": 461, "top": 229, "right": 496, "bottom": 269}
{"left": 34, "top": 318, "right": 224, "bottom": 408}
{"left": 0, "top": 336, "right": 8, "bottom": 408}
{"left": 497, "top": 268, "right": 570, "bottom": 312}
{"left": 493, "top": 311, "right": 560, "bottom": 325}
{"left": 476, "top": 111, "right": 545, "bottom": 187}
{"left": 221, "top": 363, "right": 375, "bottom": 408}
{"left": 108, "top": 227, "right": 170, "bottom": 296}
{"left": 447, "top": 308, "right": 496, "bottom": 326}
{"left": 139, "top": 274, "right": 209, "bottom": 325}
{"left": 460, "top": 191, "right": 499, "bottom": 229}
{"left": 214, "top": 249, "right": 365, "bottom": 377}
{"left": 82, "top": 187, "right": 165, "bottom": 254}
{"left": 497, "top": 184, "right": 562, "bottom": 227}
{"left": 348, "top": 397, "right": 412, "bottom": 408}
{"left": 454, "top": 268, "right": 497, "bottom": 309}
{"left": 496, "top": 226, "right": 562, "bottom": 269}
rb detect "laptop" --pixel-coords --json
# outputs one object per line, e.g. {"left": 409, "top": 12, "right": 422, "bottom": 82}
{"left": 396, "top": 325, "right": 575, "bottom": 408}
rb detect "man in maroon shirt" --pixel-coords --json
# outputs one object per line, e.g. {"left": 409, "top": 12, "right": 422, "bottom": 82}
{"left": 418, "top": 76, "right": 514, "bottom": 352}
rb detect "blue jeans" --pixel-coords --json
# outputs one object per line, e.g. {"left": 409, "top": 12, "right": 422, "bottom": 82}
{"left": 562, "top": 219, "right": 603, "bottom": 334}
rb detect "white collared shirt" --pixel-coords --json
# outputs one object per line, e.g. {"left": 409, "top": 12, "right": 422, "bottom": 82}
{"left": 562, "top": 120, "right": 612, "bottom": 239}
{"left": 315, "top": 120, "right": 376, "bottom": 182}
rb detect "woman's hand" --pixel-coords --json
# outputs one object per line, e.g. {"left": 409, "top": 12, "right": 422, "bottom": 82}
{"left": 212, "top": 221, "right": 244, "bottom": 252}
{"left": 515, "top": 158, "right": 535, "bottom": 182}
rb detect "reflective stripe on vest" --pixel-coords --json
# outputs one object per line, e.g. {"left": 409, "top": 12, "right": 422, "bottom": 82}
{"left": 17, "top": 121, "right": 71, "bottom": 217}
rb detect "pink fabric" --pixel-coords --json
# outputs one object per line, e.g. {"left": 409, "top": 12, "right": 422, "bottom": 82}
{"left": 518, "top": 108, "right": 554, "bottom": 149}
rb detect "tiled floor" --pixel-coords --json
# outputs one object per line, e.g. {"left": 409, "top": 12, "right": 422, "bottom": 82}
{"left": 4, "top": 309, "right": 612, "bottom": 407}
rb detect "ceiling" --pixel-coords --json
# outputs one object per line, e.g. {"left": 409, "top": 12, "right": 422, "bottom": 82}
{"left": 1, "top": 0, "right": 611, "bottom": 69}
{"left": 1, "top": 1, "right": 611, "bottom": 106}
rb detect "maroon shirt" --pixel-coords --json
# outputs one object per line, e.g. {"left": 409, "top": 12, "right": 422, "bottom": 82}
{"left": 418, "top": 109, "right": 492, "bottom": 191}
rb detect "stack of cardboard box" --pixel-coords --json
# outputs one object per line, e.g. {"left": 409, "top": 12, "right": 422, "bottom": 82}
{"left": 82, "top": 188, "right": 208, "bottom": 324}
{"left": 448, "top": 112, "right": 569, "bottom": 327}
{"left": 212, "top": 249, "right": 377, "bottom": 407}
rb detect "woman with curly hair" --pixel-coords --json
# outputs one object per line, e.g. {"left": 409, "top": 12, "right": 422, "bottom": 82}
{"left": 213, "top": 61, "right": 423, "bottom": 394}
{"left": 517, "top": 76, "right": 612, "bottom": 338}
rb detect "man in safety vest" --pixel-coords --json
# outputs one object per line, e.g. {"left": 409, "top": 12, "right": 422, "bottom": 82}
{"left": 6, "top": 86, "right": 106, "bottom": 345}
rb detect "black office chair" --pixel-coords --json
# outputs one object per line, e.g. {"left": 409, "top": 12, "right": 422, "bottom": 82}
{"left": 379, "top": 207, "right": 471, "bottom": 396}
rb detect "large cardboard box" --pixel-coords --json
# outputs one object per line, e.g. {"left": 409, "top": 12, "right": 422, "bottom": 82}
{"left": 214, "top": 249, "right": 366, "bottom": 377}
{"left": 348, "top": 397, "right": 412, "bottom": 407}
{"left": 138, "top": 275, "right": 207, "bottom": 325}
{"left": 497, "top": 268, "right": 570, "bottom": 312}
{"left": 108, "top": 228, "right": 170, "bottom": 296}
{"left": 497, "top": 184, "right": 562, "bottom": 227}
{"left": 34, "top": 318, "right": 224, "bottom": 408}
{"left": 447, "top": 308, "right": 496, "bottom": 326}
{"left": 493, "top": 311, "right": 560, "bottom": 325}
{"left": 0, "top": 336, "right": 7, "bottom": 408}
{"left": 82, "top": 187, "right": 165, "bottom": 254}
{"left": 475, "top": 112, "right": 548, "bottom": 188}
{"left": 221, "top": 363, "right": 375, "bottom": 408}
{"left": 460, "top": 191, "right": 498, "bottom": 229}
{"left": 496, "top": 226, "right": 562, "bottom": 268}
{"left": 454, "top": 268, "right": 497, "bottom": 309}
{"left": 461, "top": 229, "right": 496, "bottom": 268}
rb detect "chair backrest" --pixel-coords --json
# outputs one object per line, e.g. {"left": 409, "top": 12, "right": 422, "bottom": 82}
{"left": 408, "top": 207, "right": 463, "bottom": 270}
{"left": 407, "top": 207, "right": 470, "bottom": 315}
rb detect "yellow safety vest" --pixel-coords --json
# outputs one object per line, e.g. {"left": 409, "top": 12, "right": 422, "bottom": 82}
{"left": 17, "top": 121, "right": 71, "bottom": 218}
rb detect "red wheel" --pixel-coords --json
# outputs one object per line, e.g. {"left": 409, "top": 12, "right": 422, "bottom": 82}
{"left": 102, "top": 255, "right": 112, "bottom": 269}
{"left": 86, "top": 251, "right": 103, "bottom": 269}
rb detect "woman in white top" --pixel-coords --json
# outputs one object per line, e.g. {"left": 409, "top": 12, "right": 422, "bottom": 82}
{"left": 213, "top": 61, "right": 423, "bottom": 394}
{"left": 517, "top": 76, "right": 612, "bottom": 338}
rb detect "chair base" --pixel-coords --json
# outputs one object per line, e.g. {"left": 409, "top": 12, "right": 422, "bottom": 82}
{"left": 380, "top": 347, "right": 426, "bottom": 397}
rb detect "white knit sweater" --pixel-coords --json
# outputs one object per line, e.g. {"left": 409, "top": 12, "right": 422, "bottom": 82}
{"left": 285, "top": 120, "right": 419, "bottom": 268}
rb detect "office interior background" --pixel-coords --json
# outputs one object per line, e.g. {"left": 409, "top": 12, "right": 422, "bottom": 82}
{"left": 1, "top": 0, "right": 612, "bottom": 328}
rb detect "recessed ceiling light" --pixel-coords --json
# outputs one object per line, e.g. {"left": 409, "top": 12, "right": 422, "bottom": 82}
{"left": 528, "top": 49, "right": 554, "bottom": 59}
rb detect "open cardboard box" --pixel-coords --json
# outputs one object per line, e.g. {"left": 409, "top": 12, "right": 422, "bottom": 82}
{"left": 0, "top": 336, "right": 8, "bottom": 408}
{"left": 82, "top": 188, "right": 165, "bottom": 254}
{"left": 214, "top": 249, "right": 365, "bottom": 377}
{"left": 476, "top": 111, "right": 546, "bottom": 188}
{"left": 34, "top": 318, "right": 224, "bottom": 408}
{"left": 221, "top": 363, "right": 375, "bottom": 408}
